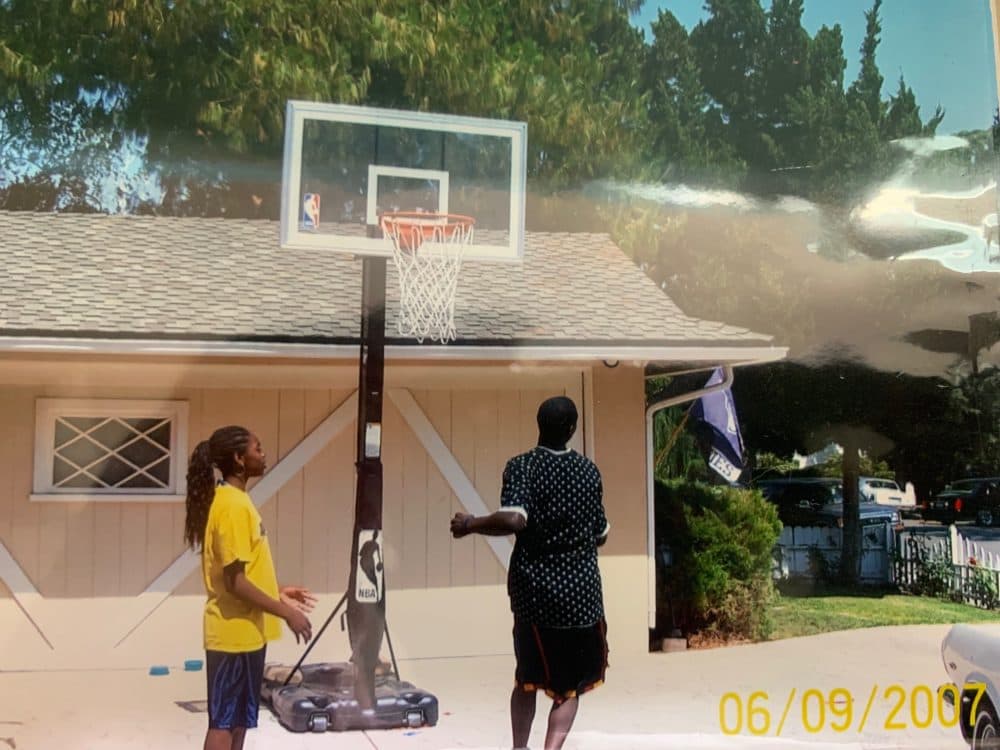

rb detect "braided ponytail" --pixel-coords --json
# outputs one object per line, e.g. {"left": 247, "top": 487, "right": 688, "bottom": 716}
{"left": 184, "top": 440, "right": 215, "bottom": 550}
{"left": 183, "top": 426, "right": 252, "bottom": 550}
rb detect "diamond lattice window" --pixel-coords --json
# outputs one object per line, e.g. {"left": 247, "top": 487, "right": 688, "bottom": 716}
{"left": 34, "top": 400, "right": 189, "bottom": 498}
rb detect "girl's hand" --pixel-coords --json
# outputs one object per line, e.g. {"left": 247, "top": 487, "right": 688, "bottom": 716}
{"left": 280, "top": 585, "right": 318, "bottom": 614}
{"left": 283, "top": 606, "right": 313, "bottom": 644}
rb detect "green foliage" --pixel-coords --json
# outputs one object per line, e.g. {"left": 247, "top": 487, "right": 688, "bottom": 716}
{"left": 767, "top": 451, "right": 892, "bottom": 480}
{"left": 847, "top": 0, "right": 885, "bottom": 127}
{"left": 0, "top": 0, "right": 952, "bottom": 212}
{"left": 806, "top": 544, "right": 837, "bottom": 583}
{"left": 896, "top": 537, "right": 999, "bottom": 611}
{"left": 897, "top": 536, "right": 953, "bottom": 599}
{"left": 646, "top": 375, "right": 715, "bottom": 482}
{"left": 0, "top": 0, "right": 649, "bottom": 191}
{"left": 952, "top": 367, "right": 1000, "bottom": 475}
{"left": 753, "top": 451, "right": 800, "bottom": 477}
{"left": 640, "top": 9, "right": 744, "bottom": 184}
{"left": 651, "top": 406, "right": 707, "bottom": 482}
{"left": 914, "top": 555, "right": 955, "bottom": 600}
{"left": 770, "top": 592, "right": 1000, "bottom": 640}
{"left": 883, "top": 75, "right": 929, "bottom": 141}
{"left": 965, "top": 566, "right": 999, "bottom": 610}
{"left": 732, "top": 360, "right": 970, "bottom": 502}
{"left": 655, "top": 479, "right": 781, "bottom": 641}
{"left": 637, "top": 0, "right": 942, "bottom": 203}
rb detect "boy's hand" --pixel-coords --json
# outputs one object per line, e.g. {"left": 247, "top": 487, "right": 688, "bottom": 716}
{"left": 450, "top": 512, "right": 473, "bottom": 538}
{"left": 280, "top": 585, "right": 318, "bottom": 613}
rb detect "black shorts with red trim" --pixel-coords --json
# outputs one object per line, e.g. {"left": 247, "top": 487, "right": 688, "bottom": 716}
{"left": 512, "top": 619, "right": 608, "bottom": 705}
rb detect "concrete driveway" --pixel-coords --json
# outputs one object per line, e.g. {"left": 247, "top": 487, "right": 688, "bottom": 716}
{"left": 0, "top": 623, "right": 972, "bottom": 750}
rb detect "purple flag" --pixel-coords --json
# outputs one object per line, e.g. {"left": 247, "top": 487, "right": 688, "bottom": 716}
{"left": 691, "top": 368, "right": 745, "bottom": 483}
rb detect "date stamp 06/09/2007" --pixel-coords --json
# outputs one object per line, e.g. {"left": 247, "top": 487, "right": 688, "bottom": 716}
{"left": 718, "top": 683, "right": 985, "bottom": 737}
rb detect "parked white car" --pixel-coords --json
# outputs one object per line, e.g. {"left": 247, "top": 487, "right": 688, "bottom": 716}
{"left": 940, "top": 623, "right": 1000, "bottom": 748}
{"left": 859, "top": 477, "right": 913, "bottom": 508}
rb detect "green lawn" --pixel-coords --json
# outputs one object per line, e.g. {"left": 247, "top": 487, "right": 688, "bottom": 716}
{"left": 769, "top": 592, "right": 999, "bottom": 641}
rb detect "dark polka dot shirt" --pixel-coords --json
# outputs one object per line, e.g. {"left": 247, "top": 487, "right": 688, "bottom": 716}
{"left": 501, "top": 446, "right": 609, "bottom": 628}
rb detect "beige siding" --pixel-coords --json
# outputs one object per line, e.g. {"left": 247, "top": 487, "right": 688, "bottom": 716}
{"left": 301, "top": 389, "right": 339, "bottom": 593}
{"left": 0, "top": 375, "right": 591, "bottom": 598}
{"left": 0, "top": 358, "right": 658, "bottom": 665}
{"left": 397, "top": 394, "right": 428, "bottom": 589}
{"left": 592, "top": 364, "right": 647, "bottom": 555}
{"left": 421, "top": 389, "right": 454, "bottom": 586}
{"left": 7, "top": 389, "right": 38, "bottom": 596}
{"left": 275, "top": 389, "right": 306, "bottom": 582}
{"left": 0, "top": 359, "right": 652, "bottom": 660}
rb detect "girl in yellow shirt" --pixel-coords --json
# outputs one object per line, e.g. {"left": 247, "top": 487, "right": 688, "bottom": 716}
{"left": 184, "top": 425, "right": 315, "bottom": 750}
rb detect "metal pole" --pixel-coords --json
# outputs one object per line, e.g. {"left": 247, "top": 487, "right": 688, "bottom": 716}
{"left": 346, "top": 254, "right": 388, "bottom": 712}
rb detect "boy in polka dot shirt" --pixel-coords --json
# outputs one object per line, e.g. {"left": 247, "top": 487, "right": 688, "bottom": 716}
{"left": 451, "top": 396, "right": 609, "bottom": 750}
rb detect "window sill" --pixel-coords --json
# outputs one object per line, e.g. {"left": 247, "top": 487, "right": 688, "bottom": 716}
{"left": 29, "top": 493, "right": 186, "bottom": 504}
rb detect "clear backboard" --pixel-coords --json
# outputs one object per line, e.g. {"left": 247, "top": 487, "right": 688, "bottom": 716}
{"left": 280, "top": 101, "right": 527, "bottom": 262}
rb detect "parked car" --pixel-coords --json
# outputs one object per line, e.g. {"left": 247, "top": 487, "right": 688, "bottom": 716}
{"left": 859, "top": 476, "right": 913, "bottom": 508}
{"left": 940, "top": 623, "right": 1000, "bottom": 747}
{"left": 757, "top": 478, "right": 902, "bottom": 530}
{"left": 922, "top": 478, "right": 1000, "bottom": 525}
{"left": 970, "top": 480, "right": 1000, "bottom": 527}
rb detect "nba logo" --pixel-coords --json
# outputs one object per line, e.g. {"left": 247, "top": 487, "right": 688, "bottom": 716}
{"left": 302, "top": 193, "right": 321, "bottom": 230}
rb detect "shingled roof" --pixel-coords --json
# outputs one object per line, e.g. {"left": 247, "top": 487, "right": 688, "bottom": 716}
{"left": 0, "top": 211, "right": 774, "bottom": 352}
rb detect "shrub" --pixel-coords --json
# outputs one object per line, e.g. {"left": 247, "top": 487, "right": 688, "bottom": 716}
{"left": 965, "top": 565, "right": 1000, "bottom": 610}
{"left": 655, "top": 479, "right": 782, "bottom": 642}
{"left": 807, "top": 544, "right": 838, "bottom": 583}
{"left": 898, "top": 537, "right": 953, "bottom": 599}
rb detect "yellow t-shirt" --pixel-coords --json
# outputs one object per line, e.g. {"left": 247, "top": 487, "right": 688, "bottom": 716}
{"left": 202, "top": 484, "right": 281, "bottom": 652}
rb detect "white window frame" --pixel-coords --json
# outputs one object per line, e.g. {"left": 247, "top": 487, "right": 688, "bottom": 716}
{"left": 31, "top": 398, "right": 189, "bottom": 503}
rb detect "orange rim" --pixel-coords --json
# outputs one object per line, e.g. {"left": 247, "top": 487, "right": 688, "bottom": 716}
{"left": 380, "top": 212, "right": 475, "bottom": 251}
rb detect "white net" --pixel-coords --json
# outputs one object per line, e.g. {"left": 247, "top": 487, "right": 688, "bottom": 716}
{"left": 380, "top": 213, "right": 475, "bottom": 343}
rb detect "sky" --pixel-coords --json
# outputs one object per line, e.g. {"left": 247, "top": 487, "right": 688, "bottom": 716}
{"left": 630, "top": 0, "right": 999, "bottom": 135}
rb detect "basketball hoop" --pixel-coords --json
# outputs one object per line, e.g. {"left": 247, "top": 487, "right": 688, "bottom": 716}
{"left": 380, "top": 212, "right": 475, "bottom": 343}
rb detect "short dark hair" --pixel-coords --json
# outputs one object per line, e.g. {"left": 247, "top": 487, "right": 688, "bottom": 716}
{"left": 537, "top": 396, "right": 577, "bottom": 439}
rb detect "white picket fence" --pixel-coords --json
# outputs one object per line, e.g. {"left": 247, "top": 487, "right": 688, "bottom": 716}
{"left": 895, "top": 527, "right": 1000, "bottom": 609}
{"left": 951, "top": 526, "right": 1000, "bottom": 569}
{"left": 895, "top": 527, "right": 1000, "bottom": 570}
{"left": 774, "top": 523, "right": 895, "bottom": 584}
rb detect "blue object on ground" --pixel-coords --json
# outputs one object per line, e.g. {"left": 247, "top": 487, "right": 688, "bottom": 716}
{"left": 184, "top": 659, "right": 204, "bottom": 672}
{"left": 149, "top": 665, "right": 169, "bottom": 676}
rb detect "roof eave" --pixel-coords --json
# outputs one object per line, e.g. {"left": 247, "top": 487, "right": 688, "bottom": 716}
{"left": 0, "top": 335, "right": 787, "bottom": 367}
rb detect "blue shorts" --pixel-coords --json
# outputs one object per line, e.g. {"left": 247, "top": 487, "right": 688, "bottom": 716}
{"left": 206, "top": 647, "right": 267, "bottom": 730}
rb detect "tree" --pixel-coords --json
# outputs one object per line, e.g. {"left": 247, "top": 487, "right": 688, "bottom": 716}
{"left": 953, "top": 367, "right": 1000, "bottom": 475}
{"left": 760, "top": 0, "right": 810, "bottom": 145}
{"left": 882, "top": 75, "right": 926, "bottom": 141}
{"left": 0, "top": 0, "right": 954, "bottom": 213}
{"left": 0, "top": 0, "right": 652, "bottom": 214}
{"left": 847, "top": 0, "right": 885, "bottom": 128}
{"left": 690, "top": 0, "right": 768, "bottom": 165}
{"left": 779, "top": 23, "right": 848, "bottom": 198}
{"left": 732, "top": 357, "right": 967, "bottom": 583}
{"left": 641, "top": 9, "right": 743, "bottom": 183}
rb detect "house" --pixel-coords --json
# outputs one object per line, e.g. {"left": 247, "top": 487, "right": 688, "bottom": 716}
{"left": 0, "top": 211, "right": 784, "bottom": 670}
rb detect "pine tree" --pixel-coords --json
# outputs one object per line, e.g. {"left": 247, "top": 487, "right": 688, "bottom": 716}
{"left": 762, "top": 0, "right": 810, "bottom": 132}
{"left": 848, "top": 0, "right": 885, "bottom": 128}
{"left": 690, "top": 0, "right": 768, "bottom": 162}
{"left": 883, "top": 75, "right": 924, "bottom": 141}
